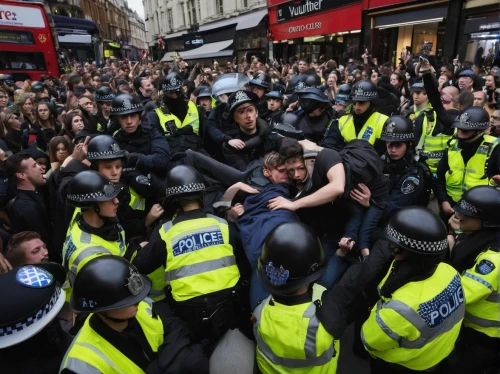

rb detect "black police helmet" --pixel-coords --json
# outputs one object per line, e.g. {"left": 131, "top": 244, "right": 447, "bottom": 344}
{"left": 0, "top": 263, "right": 66, "bottom": 348}
{"left": 67, "top": 170, "right": 123, "bottom": 208}
{"left": 165, "top": 165, "right": 206, "bottom": 200}
{"left": 299, "top": 87, "right": 330, "bottom": 103}
{"left": 286, "top": 74, "right": 301, "bottom": 95}
{"left": 295, "top": 74, "right": 322, "bottom": 95}
{"left": 380, "top": 115, "right": 415, "bottom": 142}
{"left": 249, "top": 72, "right": 272, "bottom": 90}
{"left": 71, "top": 255, "right": 151, "bottom": 313}
{"left": 350, "top": 80, "right": 378, "bottom": 102}
{"left": 336, "top": 84, "right": 352, "bottom": 103}
{"left": 110, "top": 94, "right": 144, "bottom": 117}
{"left": 384, "top": 206, "right": 448, "bottom": 255}
{"left": 95, "top": 86, "right": 116, "bottom": 102}
{"left": 280, "top": 112, "right": 300, "bottom": 128}
{"left": 1, "top": 74, "right": 15, "bottom": 87}
{"left": 257, "top": 222, "right": 326, "bottom": 295}
{"left": 196, "top": 87, "right": 212, "bottom": 99}
{"left": 30, "top": 81, "right": 45, "bottom": 93}
{"left": 454, "top": 186, "right": 500, "bottom": 227}
{"left": 452, "top": 106, "right": 490, "bottom": 131}
{"left": 87, "top": 135, "right": 127, "bottom": 161}
{"left": 161, "top": 72, "right": 183, "bottom": 93}
{"left": 264, "top": 90, "right": 283, "bottom": 100}
{"left": 227, "top": 90, "right": 260, "bottom": 118}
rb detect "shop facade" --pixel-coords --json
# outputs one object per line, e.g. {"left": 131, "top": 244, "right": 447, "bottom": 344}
{"left": 456, "top": 0, "right": 499, "bottom": 70}
{"left": 160, "top": 9, "right": 268, "bottom": 65}
{"left": 361, "top": 0, "right": 461, "bottom": 65}
{"left": 268, "top": 0, "right": 363, "bottom": 64}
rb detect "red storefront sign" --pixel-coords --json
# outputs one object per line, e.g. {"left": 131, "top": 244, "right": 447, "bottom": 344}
{"left": 269, "top": 3, "right": 362, "bottom": 40}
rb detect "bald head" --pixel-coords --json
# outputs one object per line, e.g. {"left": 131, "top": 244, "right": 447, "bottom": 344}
{"left": 442, "top": 86, "right": 459, "bottom": 99}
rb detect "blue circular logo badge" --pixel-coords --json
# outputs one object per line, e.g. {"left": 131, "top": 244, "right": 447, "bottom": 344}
{"left": 16, "top": 265, "right": 54, "bottom": 288}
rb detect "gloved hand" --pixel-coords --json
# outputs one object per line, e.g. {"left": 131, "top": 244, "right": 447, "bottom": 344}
{"left": 123, "top": 152, "right": 141, "bottom": 172}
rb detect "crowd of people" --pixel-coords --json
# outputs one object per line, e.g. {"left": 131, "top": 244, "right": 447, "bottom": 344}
{"left": 0, "top": 48, "right": 499, "bottom": 374}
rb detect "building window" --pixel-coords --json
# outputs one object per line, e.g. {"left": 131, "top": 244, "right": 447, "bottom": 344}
{"left": 216, "top": 0, "right": 223, "bottom": 15}
{"left": 243, "top": 0, "right": 248, "bottom": 7}
{"left": 188, "top": 0, "right": 197, "bottom": 25}
{"left": 167, "top": 9, "right": 173, "bottom": 31}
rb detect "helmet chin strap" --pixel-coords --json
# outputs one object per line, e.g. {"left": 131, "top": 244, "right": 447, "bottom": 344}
{"left": 99, "top": 312, "right": 129, "bottom": 324}
{"left": 457, "top": 130, "right": 483, "bottom": 143}
{"left": 93, "top": 204, "right": 118, "bottom": 224}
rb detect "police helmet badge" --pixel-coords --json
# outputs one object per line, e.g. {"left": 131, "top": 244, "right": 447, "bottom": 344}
{"left": 16, "top": 266, "right": 54, "bottom": 288}
{"left": 354, "top": 86, "right": 365, "bottom": 97}
{"left": 458, "top": 113, "right": 470, "bottom": 126}
{"left": 296, "top": 81, "right": 305, "bottom": 90}
{"left": 122, "top": 99, "right": 132, "bottom": 110}
{"left": 126, "top": 267, "right": 144, "bottom": 295}
{"left": 235, "top": 90, "right": 249, "bottom": 103}
{"left": 110, "top": 143, "right": 120, "bottom": 153}
{"left": 103, "top": 183, "right": 116, "bottom": 195}
{"left": 265, "top": 261, "right": 290, "bottom": 286}
{"left": 170, "top": 77, "right": 178, "bottom": 86}
{"left": 386, "top": 121, "right": 396, "bottom": 133}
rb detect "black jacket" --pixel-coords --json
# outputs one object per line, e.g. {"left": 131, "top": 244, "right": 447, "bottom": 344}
{"left": 9, "top": 189, "right": 56, "bottom": 260}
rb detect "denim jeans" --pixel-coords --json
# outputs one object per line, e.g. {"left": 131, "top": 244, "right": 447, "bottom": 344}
{"left": 316, "top": 235, "right": 350, "bottom": 289}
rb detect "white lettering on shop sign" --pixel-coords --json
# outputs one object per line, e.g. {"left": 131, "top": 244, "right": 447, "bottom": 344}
{"left": 0, "top": 5, "right": 45, "bottom": 28}
{"left": 288, "top": 22, "right": 322, "bottom": 34}
{"left": 288, "top": 0, "right": 324, "bottom": 17}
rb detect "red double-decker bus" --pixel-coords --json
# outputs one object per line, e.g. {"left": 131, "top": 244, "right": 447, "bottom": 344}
{"left": 0, "top": 0, "right": 59, "bottom": 81}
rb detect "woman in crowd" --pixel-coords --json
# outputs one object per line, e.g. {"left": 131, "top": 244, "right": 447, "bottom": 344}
{"left": 34, "top": 101, "right": 60, "bottom": 145}
{"left": 0, "top": 112, "right": 22, "bottom": 154}
{"left": 60, "top": 111, "right": 85, "bottom": 141}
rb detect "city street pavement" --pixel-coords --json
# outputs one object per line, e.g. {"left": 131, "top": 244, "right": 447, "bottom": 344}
{"left": 338, "top": 323, "right": 370, "bottom": 373}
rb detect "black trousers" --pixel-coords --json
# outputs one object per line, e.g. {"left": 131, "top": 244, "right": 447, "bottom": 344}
{"left": 453, "top": 326, "right": 500, "bottom": 374}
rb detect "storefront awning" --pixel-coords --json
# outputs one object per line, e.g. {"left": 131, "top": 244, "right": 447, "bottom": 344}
{"left": 161, "top": 40, "right": 233, "bottom": 62}
{"left": 53, "top": 15, "right": 99, "bottom": 33}
{"left": 235, "top": 9, "right": 267, "bottom": 30}
{"left": 374, "top": 6, "right": 448, "bottom": 28}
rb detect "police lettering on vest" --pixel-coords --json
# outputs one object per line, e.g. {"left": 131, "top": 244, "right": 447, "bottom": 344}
{"left": 172, "top": 228, "right": 224, "bottom": 256}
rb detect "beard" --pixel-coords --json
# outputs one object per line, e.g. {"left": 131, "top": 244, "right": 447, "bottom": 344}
{"left": 165, "top": 95, "right": 188, "bottom": 120}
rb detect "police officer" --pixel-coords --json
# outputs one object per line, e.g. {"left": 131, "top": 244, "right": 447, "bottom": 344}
{"left": 248, "top": 72, "right": 273, "bottom": 119}
{"left": 60, "top": 255, "right": 209, "bottom": 374}
{"left": 322, "top": 80, "right": 388, "bottom": 153}
{"left": 196, "top": 86, "right": 214, "bottom": 118}
{"left": 94, "top": 86, "right": 115, "bottom": 134}
{"left": 30, "top": 81, "right": 49, "bottom": 101}
{"left": 147, "top": 72, "right": 204, "bottom": 155}
{"left": 62, "top": 171, "right": 129, "bottom": 293}
{"left": 333, "top": 83, "right": 352, "bottom": 119}
{"left": 361, "top": 206, "right": 464, "bottom": 373}
{"left": 0, "top": 262, "right": 68, "bottom": 374}
{"left": 448, "top": 186, "right": 500, "bottom": 373}
{"left": 87, "top": 135, "right": 162, "bottom": 239}
{"left": 408, "top": 82, "right": 454, "bottom": 175}
{"left": 434, "top": 106, "right": 500, "bottom": 217}
{"left": 253, "top": 222, "right": 340, "bottom": 373}
{"left": 263, "top": 90, "right": 284, "bottom": 124}
{"left": 205, "top": 73, "right": 250, "bottom": 159}
{"left": 133, "top": 165, "right": 242, "bottom": 344}
{"left": 111, "top": 93, "right": 170, "bottom": 176}
{"left": 378, "top": 115, "right": 431, "bottom": 226}
{"left": 294, "top": 87, "right": 333, "bottom": 144}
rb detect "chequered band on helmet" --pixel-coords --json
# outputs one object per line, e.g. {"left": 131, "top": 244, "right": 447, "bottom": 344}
{"left": 87, "top": 150, "right": 122, "bottom": 159}
{"left": 457, "top": 199, "right": 481, "bottom": 215}
{"left": 166, "top": 182, "right": 205, "bottom": 196}
{"left": 95, "top": 94, "right": 115, "bottom": 101}
{"left": 0, "top": 287, "right": 61, "bottom": 337}
{"left": 386, "top": 225, "right": 448, "bottom": 253}
{"left": 381, "top": 131, "right": 414, "bottom": 140}
{"left": 67, "top": 183, "right": 118, "bottom": 202}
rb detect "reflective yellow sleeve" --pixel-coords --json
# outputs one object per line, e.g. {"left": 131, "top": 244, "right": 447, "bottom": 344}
{"left": 462, "top": 253, "right": 499, "bottom": 305}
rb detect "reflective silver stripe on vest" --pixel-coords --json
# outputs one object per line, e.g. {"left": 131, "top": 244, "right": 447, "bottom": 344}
{"left": 376, "top": 299, "right": 464, "bottom": 349}
{"left": 486, "top": 292, "right": 500, "bottom": 303}
{"left": 148, "top": 289, "right": 165, "bottom": 298}
{"left": 253, "top": 297, "right": 335, "bottom": 368}
{"left": 69, "top": 246, "right": 112, "bottom": 285}
{"left": 465, "top": 312, "right": 500, "bottom": 328}
{"left": 165, "top": 255, "right": 236, "bottom": 282}
{"left": 63, "top": 342, "right": 125, "bottom": 374}
{"left": 360, "top": 329, "right": 376, "bottom": 352}
{"left": 464, "top": 272, "right": 494, "bottom": 291}
{"left": 80, "top": 231, "right": 91, "bottom": 244}
{"left": 162, "top": 221, "right": 173, "bottom": 233}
